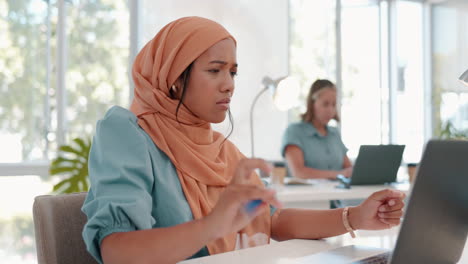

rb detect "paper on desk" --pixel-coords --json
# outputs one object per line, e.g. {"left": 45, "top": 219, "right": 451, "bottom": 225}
{"left": 285, "top": 177, "right": 315, "bottom": 185}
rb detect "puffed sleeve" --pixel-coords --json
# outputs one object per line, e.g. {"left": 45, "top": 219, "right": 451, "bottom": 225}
{"left": 280, "top": 123, "right": 304, "bottom": 157}
{"left": 81, "top": 106, "right": 155, "bottom": 263}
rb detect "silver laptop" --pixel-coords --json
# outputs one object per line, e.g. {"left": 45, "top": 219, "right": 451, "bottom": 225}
{"left": 299, "top": 140, "right": 468, "bottom": 263}
{"left": 337, "top": 145, "right": 405, "bottom": 188}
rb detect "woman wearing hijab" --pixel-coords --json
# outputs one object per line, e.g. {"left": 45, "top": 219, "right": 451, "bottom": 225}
{"left": 82, "top": 17, "right": 405, "bottom": 264}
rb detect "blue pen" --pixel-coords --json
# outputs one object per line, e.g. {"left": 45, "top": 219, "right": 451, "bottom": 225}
{"left": 245, "top": 199, "right": 263, "bottom": 213}
{"left": 245, "top": 164, "right": 275, "bottom": 213}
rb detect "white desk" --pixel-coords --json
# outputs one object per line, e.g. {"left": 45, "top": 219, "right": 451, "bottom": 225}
{"left": 180, "top": 228, "right": 468, "bottom": 264}
{"left": 277, "top": 180, "right": 411, "bottom": 209}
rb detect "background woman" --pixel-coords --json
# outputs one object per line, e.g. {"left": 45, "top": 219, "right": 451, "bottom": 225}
{"left": 282, "top": 79, "right": 353, "bottom": 180}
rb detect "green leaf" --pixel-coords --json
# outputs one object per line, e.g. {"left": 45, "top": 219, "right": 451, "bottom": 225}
{"left": 53, "top": 180, "right": 69, "bottom": 192}
{"left": 82, "top": 179, "right": 89, "bottom": 191}
{"left": 49, "top": 136, "right": 92, "bottom": 194}
{"left": 59, "top": 145, "right": 83, "bottom": 156}
{"left": 73, "top": 138, "right": 88, "bottom": 153}
{"left": 50, "top": 167, "right": 76, "bottom": 175}
{"left": 64, "top": 185, "right": 75, "bottom": 194}
{"left": 51, "top": 157, "right": 79, "bottom": 167}
{"left": 438, "top": 121, "right": 468, "bottom": 140}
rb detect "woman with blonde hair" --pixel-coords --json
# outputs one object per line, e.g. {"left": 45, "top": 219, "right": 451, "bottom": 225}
{"left": 82, "top": 17, "right": 404, "bottom": 264}
{"left": 282, "top": 79, "right": 353, "bottom": 180}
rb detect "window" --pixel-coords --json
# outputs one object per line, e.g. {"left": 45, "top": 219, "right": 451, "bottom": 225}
{"left": 0, "top": 0, "right": 129, "bottom": 262}
{"left": 290, "top": 0, "right": 385, "bottom": 159}
{"left": 0, "top": 0, "right": 49, "bottom": 163}
{"left": 0, "top": 175, "right": 50, "bottom": 263}
{"left": 0, "top": 0, "right": 129, "bottom": 164}
{"left": 289, "top": 0, "right": 337, "bottom": 119}
{"left": 340, "top": 0, "right": 383, "bottom": 158}
{"left": 290, "top": 0, "right": 429, "bottom": 162}
{"left": 432, "top": 1, "right": 468, "bottom": 134}
{"left": 64, "top": 0, "right": 130, "bottom": 141}
{"left": 394, "top": 1, "right": 425, "bottom": 163}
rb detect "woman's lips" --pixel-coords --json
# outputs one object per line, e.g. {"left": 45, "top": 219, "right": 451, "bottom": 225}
{"left": 217, "top": 103, "right": 230, "bottom": 110}
{"left": 216, "top": 98, "right": 231, "bottom": 110}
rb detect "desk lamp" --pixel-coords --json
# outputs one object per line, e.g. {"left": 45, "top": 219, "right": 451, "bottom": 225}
{"left": 459, "top": 69, "right": 468, "bottom": 86}
{"left": 249, "top": 76, "right": 299, "bottom": 157}
{"left": 246, "top": 76, "right": 299, "bottom": 212}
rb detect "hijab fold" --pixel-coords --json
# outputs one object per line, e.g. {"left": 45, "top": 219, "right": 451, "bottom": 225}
{"left": 130, "top": 16, "right": 271, "bottom": 255}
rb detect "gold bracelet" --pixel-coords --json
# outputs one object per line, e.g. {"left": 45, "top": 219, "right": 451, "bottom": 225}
{"left": 342, "top": 207, "right": 356, "bottom": 238}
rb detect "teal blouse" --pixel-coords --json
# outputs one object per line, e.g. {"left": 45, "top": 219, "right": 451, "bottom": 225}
{"left": 82, "top": 106, "right": 275, "bottom": 263}
{"left": 81, "top": 106, "right": 209, "bottom": 263}
{"left": 281, "top": 122, "right": 348, "bottom": 171}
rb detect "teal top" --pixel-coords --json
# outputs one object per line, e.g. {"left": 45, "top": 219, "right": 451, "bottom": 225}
{"left": 82, "top": 106, "right": 275, "bottom": 263}
{"left": 81, "top": 106, "right": 209, "bottom": 263}
{"left": 281, "top": 122, "right": 348, "bottom": 171}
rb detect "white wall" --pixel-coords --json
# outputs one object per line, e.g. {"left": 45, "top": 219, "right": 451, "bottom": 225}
{"left": 140, "top": 0, "right": 289, "bottom": 160}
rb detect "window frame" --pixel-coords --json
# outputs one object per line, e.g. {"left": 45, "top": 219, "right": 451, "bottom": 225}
{"left": 336, "top": 0, "right": 432, "bottom": 158}
{"left": 0, "top": 0, "right": 140, "bottom": 177}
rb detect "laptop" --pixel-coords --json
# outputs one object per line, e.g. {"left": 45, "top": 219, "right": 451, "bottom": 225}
{"left": 337, "top": 145, "right": 405, "bottom": 188}
{"left": 297, "top": 139, "right": 468, "bottom": 263}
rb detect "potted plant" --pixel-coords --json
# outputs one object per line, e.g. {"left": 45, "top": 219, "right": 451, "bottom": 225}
{"left": 439, "top": 120, "right": 468, "bottom": 140}
{"left": 409, "top": 121, "right": 468, "bottom": 183}
{"left": 49, "top": 137, "right": 92, "bottom": 194}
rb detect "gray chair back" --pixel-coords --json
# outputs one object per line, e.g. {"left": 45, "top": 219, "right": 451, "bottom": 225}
{"left": 33, "top": 192, "right": 98, "bottom": 264}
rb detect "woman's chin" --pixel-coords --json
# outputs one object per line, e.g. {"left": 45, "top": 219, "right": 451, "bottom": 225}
{"left": 209, "top": 113, "right": 228, "bottom": 124}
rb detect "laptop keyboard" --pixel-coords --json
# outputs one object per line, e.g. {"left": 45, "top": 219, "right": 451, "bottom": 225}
{"left": 352, "top": 251, "right": 391, "bottom": 264}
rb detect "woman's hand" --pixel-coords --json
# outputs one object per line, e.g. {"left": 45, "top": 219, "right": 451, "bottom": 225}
{"left": 203, "top": 159, "right": 283, "bottom": 240}
{"left": 339, "top": 167, "right": 353, "bottom": 178}
{"left": 349, "top": 189, "right": 405, "bottom": 230}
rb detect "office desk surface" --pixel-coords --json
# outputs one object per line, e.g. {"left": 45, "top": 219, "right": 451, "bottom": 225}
{"left": 277, "top": 180, "right": 411, "bottom": 202}
{"left": 180, "top": 228, "right": 468, "bottom": 264}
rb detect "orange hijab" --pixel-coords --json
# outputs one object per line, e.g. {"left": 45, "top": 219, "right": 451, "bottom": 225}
{"left": 130, "top": 17, "right": 271, "bottom": 255}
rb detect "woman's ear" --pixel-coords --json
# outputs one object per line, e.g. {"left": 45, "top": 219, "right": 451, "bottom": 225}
{"left": 170, "top": 78, "right": 184, "bottom": 99}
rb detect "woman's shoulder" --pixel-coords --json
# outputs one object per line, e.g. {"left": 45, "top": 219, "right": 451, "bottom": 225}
{"left": 94, "top": 106, "right": 151, "bottom": 146}
{"left": 96, "top": 106, "right": 148, "bottom": 135}
{"left": 96, "top": 106, "right": 173, "bottom": 159}
{"left": 286, "top": 121, "right": 310, "bottom": 132}
{"left": 99, "top": 105, "right": 138, "bottom": 127}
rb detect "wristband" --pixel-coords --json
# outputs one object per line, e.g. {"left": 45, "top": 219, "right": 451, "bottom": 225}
{"left": 342, "top": 207, "right": 356, "bottom": 238}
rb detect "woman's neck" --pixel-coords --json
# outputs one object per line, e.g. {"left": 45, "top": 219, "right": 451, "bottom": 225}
{"left": 311, "top": 119, "right": 327, "bottom": 136}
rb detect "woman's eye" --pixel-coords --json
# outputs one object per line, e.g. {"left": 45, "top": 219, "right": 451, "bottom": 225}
{"left": 230, "top": 71, "right": 238, "bottom": 77}
{"left": 208, "top": 69, "right": 220, "bottom": 73}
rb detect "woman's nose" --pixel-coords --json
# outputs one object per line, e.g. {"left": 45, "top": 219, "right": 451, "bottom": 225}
{"left": 221, "top": 73, "right": 234, "bottom": 93}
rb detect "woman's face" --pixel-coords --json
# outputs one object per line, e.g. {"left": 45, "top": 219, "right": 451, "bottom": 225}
{"left": 178, "top": 38, "right": 237, "bottom": 123}
{"left": 313, "top": 87, "right": 337, "bottom": 126}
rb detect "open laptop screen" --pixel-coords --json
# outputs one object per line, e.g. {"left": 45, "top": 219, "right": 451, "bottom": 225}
{"left": 389, "top": 140, "right": 468, "bottom": 263}
{"left": 338, "top": 145, "right": 405, "bottom": 188}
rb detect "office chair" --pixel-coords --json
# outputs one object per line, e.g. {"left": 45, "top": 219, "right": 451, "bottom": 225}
{"left": 33, "top": 192, "right": 98, "bottom": 264}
